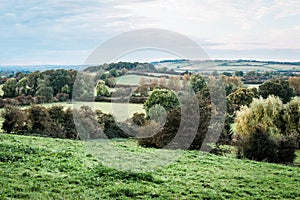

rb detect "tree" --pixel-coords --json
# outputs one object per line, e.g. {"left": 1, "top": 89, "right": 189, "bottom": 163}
{"left": 105, "top": 77, "right": 116, "bottom": 87}
{"left": 1, "top": 106, "right": 27, "bottom": 133}
{"left": 2, "top": 78, "right": 17, "bottom": 98}
{"left": 221, "top": 75, "right": 243, "bottom": 96}
{"left": 182, "top": 74, "right": 190, "bottom": 88}
{"left": 190, "top": 74, "right": 208, "bottom": 94}
{"left": 16, "top": 77, "right": 30, "bottom": 96}
{"left": 35, "top": 79, "right": 53, "bottom": 102}
{"left": 27, "top": 105, "right": 52, "bottom": 134}
{"left": 143, "top": 89, "right": 179, "bottom": 115}
{"left": 235, "top": 96, "right": 284, "bottom": 137}
{"left": 289, "top": 77, "right": 300, "bottom": 96}
{"left": 96, "top": 81, "right": 110, "bottom": 97}
{"left": 72, "top": 73, "right": 95, "bottom": 101}
{"left": 109, "top": 68, "right": 119, "bottom": 77}
{"left": 283, "top": 97, "right": 300, "bottom": 136}
{"left": 234, "top": 96, "right": 298, "bottom": 163}
{"left": 227, "top": 87, "right": 259, "bottom": 110}
{"left": 259, "top": 78, "right": 295, "bottom": 103}
{"left": 235, "top": 71, "right": 244, "bottom": 77}
{"left": 158, "top": 77, "right": 167, "bottom": 88}
{"left": 167, "top": 76, "right": 181, "bottom": 90}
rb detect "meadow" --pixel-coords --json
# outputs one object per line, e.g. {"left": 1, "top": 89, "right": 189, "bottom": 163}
{"left": 1, "top": 134, "right": 300, "bottom": 199}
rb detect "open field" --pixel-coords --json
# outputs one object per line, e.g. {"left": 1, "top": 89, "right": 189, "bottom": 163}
{"left": 1, "top": 134, "right": 300, "bottom": 199}
{"left": 154, "top": 60, "right": 300, "bottom": 73}
{"left": 116, "top": 74, "right": 160, "bottom": 86}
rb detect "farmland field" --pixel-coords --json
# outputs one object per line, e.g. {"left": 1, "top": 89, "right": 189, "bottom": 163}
{"left": 154, "top": 60, "right": 300, "bottom": 73}
{"left": 1, "top": 134, "right": 300, "bottom": 199}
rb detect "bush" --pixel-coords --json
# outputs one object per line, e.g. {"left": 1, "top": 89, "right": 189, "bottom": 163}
{"left": 26, "top": 105, "right": 52, "bottom": 135}
{"left": 95, "top": 110, "right": 129, "bottom": 139}
{"left": 15, "top": 95, "right": 34, "bottom": 106}
{"left": 137, "top": 107, "right": 181, "bottom": 148}
{"left": 237, "top": 125, "right": 296, "bottom": 163}
{"left": 131, "top": 113, "right": 146, "bottom": 126}
{"left": 55, "top": 93, "right": 69, "bottom": 102}
{"left": 33, "top": 96, "right": 47, "bottom": 104}
{"left": 1, "top": 106, "right": 27, "bottom": 134}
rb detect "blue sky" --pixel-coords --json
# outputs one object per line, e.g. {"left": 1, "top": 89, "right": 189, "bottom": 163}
{"left": 1, "top": 0, "right": 300, "bottom": 65}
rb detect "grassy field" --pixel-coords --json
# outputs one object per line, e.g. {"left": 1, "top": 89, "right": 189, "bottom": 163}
{"left": 1, "top": 134, "right": 300, "bottom": 199}
{"left": 116, "top": 75, "right": 160, "bottom": 86}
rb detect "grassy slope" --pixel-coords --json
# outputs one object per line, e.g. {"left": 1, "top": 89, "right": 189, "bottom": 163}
{"left": 1, "top": 134, "right": 300, "bottom": 199}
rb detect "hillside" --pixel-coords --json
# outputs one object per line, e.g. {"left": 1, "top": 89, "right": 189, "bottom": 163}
{"left": 1, "top": 134, "right": 300, "bottom": 199}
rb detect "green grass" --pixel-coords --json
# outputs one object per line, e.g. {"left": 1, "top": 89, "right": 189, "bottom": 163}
{"left": 1, "top": 134, "right": 300, "bottom": 199}
{"left": 295, "top": 150, "right": 300, "bottom": 164}
{"left": 116, "top": 75, "right": 160, "bottom": 86}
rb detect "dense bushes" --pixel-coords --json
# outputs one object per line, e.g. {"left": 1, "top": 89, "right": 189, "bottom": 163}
{"left": 234, "top": 96, "right": 299, "bottom": 163}
{"left": 236, "top": 125, "right": 296, "bottom": 163}
{"left": 1, "top": 104, "right": 129, "bottom": 140}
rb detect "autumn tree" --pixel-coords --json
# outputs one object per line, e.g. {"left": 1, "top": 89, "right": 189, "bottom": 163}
{"left": 289, "top": 77, "right": 300, "bottom": 96}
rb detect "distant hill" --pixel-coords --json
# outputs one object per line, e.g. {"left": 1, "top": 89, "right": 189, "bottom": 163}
{"left": 84, "top": 62, "right": 157, "bottom": 73}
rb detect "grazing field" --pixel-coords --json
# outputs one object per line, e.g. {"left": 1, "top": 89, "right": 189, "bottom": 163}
{"left": 1, "top": 134, "right": 300, "bottom": 199}
{"left": 116, "top": 74, "right": 160, "bottom": 86}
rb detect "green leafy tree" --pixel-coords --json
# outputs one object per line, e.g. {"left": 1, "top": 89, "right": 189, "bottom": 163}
{"left": 190, "top": 73, "right": 208, "bottom": 94}
{"left": 143, "top": 89, "right": 179, "bottom": 115}
{"left": 2, "top": 78, "right": 17, "bottom": 98}
{"left": 283, "top": 97, "right": 300, "bottom": 136}
{"left": 259, "top": 78, "right": 295, "bottom": 103}
{"left": 235, "top": 96, "right": 284, "bottom": 137}
{"left": 16, "top": 77, "right": 30, "bottom": 96}
{"left": 96, "top": 81, "right": 110, "bottom": 97}
{"left": 227, "top": 87, "right": 259, "bottom": 109}
{"left": 35, "top": 79, "right": 53, "bottom": 102}
{"left": 234, "top": 96, "right": 298, "bottom": 163}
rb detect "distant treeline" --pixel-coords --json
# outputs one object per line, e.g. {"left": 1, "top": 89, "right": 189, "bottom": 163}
{"left": 83, "top": 62, "right": 156, "bottom": 73}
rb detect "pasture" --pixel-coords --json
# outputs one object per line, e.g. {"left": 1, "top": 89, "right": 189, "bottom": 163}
{"left": 1, "top": 134, "right": 300, "bottom": 199}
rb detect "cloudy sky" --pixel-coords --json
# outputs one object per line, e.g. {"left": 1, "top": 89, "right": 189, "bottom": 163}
{"left": 1, "top": 0, "right": 300, "bottom": 65}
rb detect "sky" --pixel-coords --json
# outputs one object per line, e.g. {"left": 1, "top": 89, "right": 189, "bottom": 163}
{"left": 0, "top": 0, "right": 300, "bottom": 65}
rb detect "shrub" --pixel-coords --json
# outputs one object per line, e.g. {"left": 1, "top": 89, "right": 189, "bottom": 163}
{"left": 15, "top": 95, "right": 34, "bottom": 106}
{"left": 96, "top": 110, "right": 129, "bottom": 139}
{"left": 234, "top": 96, "right": 298, "bottom": 163}
{"left": 73, "top": 106, "right": 103, "bottom": 140}
{"left": 137, "top": 108, "right": 180, "bottom": 148}
{"left": 26, "top": 105, "right": 52, "bottom": 135}
{"left": 235, "top": 96, "right": 284, "bottom": 137}
{"left": 1, "top": 106, "right": 27, "bottom": 134}
{"left": 237, "top": 125, "right": 296, "bottom": 163}
{"left": 131, "top": 113, "right": 146, "bottom": 126}
{"left": 33, "top": 96, "right": 47, "bottom": 104}
{"left": 55, "top": 93, "right": 69, "bottom": 102}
